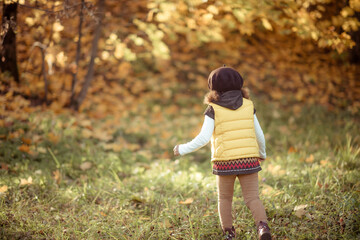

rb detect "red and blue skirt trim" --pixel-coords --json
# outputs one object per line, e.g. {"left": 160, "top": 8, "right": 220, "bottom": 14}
{"left": 212, "top": 157, "right": 261, "bottom": 175}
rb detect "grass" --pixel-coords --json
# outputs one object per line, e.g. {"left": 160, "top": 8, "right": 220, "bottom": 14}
{"left": 0, "top": 97, "right": 359, "bottom": 239}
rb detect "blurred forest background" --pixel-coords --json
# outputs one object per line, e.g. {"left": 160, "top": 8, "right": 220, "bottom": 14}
{"left": 0, "top": 0, "right": 359, "bottom": 239}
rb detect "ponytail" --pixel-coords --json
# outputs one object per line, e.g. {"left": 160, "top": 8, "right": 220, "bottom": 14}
{"left": 241, "top": 87, "right": 250, "bottom": 99}
{"left": 204, "top": 90, "right": 220, "bottom": 104}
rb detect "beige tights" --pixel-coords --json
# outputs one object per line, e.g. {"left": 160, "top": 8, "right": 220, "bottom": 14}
{"left": 216, "top": 172, "right": 267, "bottom": 229}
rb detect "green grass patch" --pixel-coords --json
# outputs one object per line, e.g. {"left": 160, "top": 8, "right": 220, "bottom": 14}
{"left": 0, "top": 100, "right": 359, "bottom": 239}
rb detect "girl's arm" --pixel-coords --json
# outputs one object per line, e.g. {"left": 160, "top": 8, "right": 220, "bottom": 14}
{"left": 254, "top": 114, "right": 266, "bottom": 159}
{"left": 177, "top": 115, "right": 214, "bottom": 155}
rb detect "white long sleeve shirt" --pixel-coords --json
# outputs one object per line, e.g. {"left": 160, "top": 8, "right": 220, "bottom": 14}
{"left": 178, "top": 114, "right": 266, "bottom": 159}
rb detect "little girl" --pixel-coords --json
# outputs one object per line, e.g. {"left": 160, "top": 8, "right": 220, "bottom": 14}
{"left": 173, "top": 66, "right": 272, "bottom": 240}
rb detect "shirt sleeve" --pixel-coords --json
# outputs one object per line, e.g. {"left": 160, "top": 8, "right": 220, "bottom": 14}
{"left": 178, "top": 115, "right": 214, "bottom": 155}
{"left": 254, "top": 114, "right": 266, "bottom": 159}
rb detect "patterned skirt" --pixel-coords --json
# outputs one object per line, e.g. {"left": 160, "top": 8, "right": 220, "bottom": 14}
{"left": 212, "top": 157, "right": 261, "bottom": 175}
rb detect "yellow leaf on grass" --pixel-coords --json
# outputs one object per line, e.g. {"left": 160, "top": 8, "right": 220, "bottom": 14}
{"left": 19, "top": 144, "right": 30, "bottom": 153}
{"left": 20, "top": 176, "right": 33, "bottom": 186}
{"left": 261, "top": 185, "right": 274, "bottom": 196}
{"left": 80, "top": 162, "right": 92, "bottom": 171}
{"left": 37, "top": 147, "right": 47, "bottom": 154}
{"left": 79, "top": 119, "right": 92, "bottom": 128}
{"left": 294, "top": 204, "right": 308, "bottom": 218}
{"left": 82, "top": 129, "right": 93, "bottom": 138}
{"left": 0, "top": 185, "right": 8, "bottom": 193}
{"left": 103, "top": 143, "right": 122, "bottom": 152}
{"left": 288, "top": 146, "right": 297, "bottom": 153}
{"left": 21, "top": 137, "right": 32, "bottom": 145}
{"left": 53, "top": 170, "right": 61, "bottom": 184}
{"left": 179, "top": 198, "right": 194, "bottom": 205}
{"left": 305, "top": 154, "right": 314, "bottom": 163}
{"left": 163, "top": 219, "right": 172, "bottom": 228}
{"left": 267, "top": 164, "right": 286, "bottom": 177}
{"left": 48, "top": 133, "right": 59, "bottom": 144}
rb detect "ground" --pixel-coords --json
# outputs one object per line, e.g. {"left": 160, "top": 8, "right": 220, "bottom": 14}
{"left": 0, "top": 96, "right": 359, "bottom": 239}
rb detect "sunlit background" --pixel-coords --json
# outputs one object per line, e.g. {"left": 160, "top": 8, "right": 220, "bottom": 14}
{"left": 0, "top": 0, "right": 359, "bottom": 239}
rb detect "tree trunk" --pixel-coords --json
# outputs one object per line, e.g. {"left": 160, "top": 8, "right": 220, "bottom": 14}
{"left": 71, "top": 0, "right": 105, "bottom": 110}
{"left": 350, "top": 11, "right": 360, "bottom": 63}
{"left": 0, "top": 2, "right": 19, "bottom": 82}
{"left": 70, "top": 0, "right": 85, "bottom": 106}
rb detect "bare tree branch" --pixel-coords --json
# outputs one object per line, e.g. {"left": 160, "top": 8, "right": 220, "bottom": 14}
{"left": 70, "top": 0, "right": 85, "bottom": 105}
{"left": 71, "top": 0, "right": 105, "bottom": 110}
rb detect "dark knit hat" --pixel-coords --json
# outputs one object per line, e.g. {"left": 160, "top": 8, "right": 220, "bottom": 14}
{"left": 208, "top": 65, "right": 244, "bottom": 92}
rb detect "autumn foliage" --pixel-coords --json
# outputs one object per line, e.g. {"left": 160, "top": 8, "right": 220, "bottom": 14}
{"left": 1, "top": 0, "right": 360, "bottom": 121}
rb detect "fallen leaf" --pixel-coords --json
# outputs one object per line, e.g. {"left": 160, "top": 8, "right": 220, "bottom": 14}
{"left": 163, "top": 219, "right": 172, "bottom": 228}
{"left": 294, "top": 204, "right": 308, "bottom": 218}
{"left": 103, "top": 143, "right": 122, "bottom": 152}
{"left": 82, "top": 129, "right": 93, "bottom": 138}
{"left": 80, "top": 162, "right": 92, "bottom": 171}
{"left": 267, "top": 163, "right": 286, "bottom": 176}
{"left": 48, "top": 133, "right": 59, "bottom": 144}
{"left": 0, "top": 185, "right": 8, "bottom": 193}
{"left": 179, "top": 198, "right": 194, "bottom": 205}
{"left": 305, "top": 154, "right": 314, "bottom": 163}
{"left": 288, "top": 146, "right": 297, "bottom": 153}
{"left": 21, "top": 137, "right": 32, "bottom": 145}
{"left": 19, "top": 144, "right": 30, "bottom": 153}
{"left": 1, "top": 163, "right": 9, "bottom": 170}
{"left": 261, "top": 185, "right": 274, "bottom": 196}
{"left": 37, "top": 147, "right": 47, "bottom": 153}
{"left": 53, "top": 170, "right": 61, "bottom": 184}
{"left": 20, "top": 176, "right": 33, "bottom": 186}
{"left": 100, "top": 211, "right": 107, "bottom": 216}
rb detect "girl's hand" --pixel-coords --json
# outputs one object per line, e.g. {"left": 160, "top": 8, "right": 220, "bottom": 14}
{"left": 259, "top": 158, "right": 265, "bottom": 162}
{"left": 173, "top": 145, "right": 180, "bottom": 156}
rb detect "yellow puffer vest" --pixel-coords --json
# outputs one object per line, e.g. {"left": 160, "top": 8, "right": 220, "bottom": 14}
{"left": 209, "top": 98, "right": 260, "bottom": 162}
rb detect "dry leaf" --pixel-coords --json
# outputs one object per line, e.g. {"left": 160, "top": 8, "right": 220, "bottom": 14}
{"left": 1, "top": 163, "right": 9, "bottom": 171}
{"left": 0, "top": 185, "right": 8, "bottom": 193}
{"left": 179, "top": 198, "right": 194, "bottom": 205}
{"left": 53, "top": 170, "right": 61, "bottom": 184}
{"left": 21, "top": 137, "right": 32, "bottom": 145}
{"left": 305, "top": 154, "right": 314, "bottom": 163}
{"left": 82, "top": 129, "right": 93, "bottom": 138}
{"left": 48, "top": 132, "right": 59, "bottom": 144}
{"left": 80, "top": 162, "right": 92, "bottom": 171}
{"left": 20, "top": 176, "right": 33, "bottom": 186}
{"left": 37, "top": 147, "right": 47, "bottom": 153}
{"left": 163, "top": 219, "right": 172, "bottom": 228}
{"left": 288, "top": 146, "right": 297, "bottom": 153}
{"left": 19, "top": 144, "right": 30, "bottom": 153}
{"left": 103, "top": 143, "right": 122, "bottom": 152}
{"left": 261, "top": 185, "right": 274, "bottom": 196}
{"left": 294, "top": 204, "right": 308, "bottom": 218}
{"left": 267, "top": 163, "right": 286, "bottom": 177}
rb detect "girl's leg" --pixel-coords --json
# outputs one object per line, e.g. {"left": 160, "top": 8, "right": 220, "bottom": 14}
{"left": 237, "top": 172, "right": 267, "bottom": 224}
{"left": 216, "top": 175, "right": 237, "bottom": 230}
